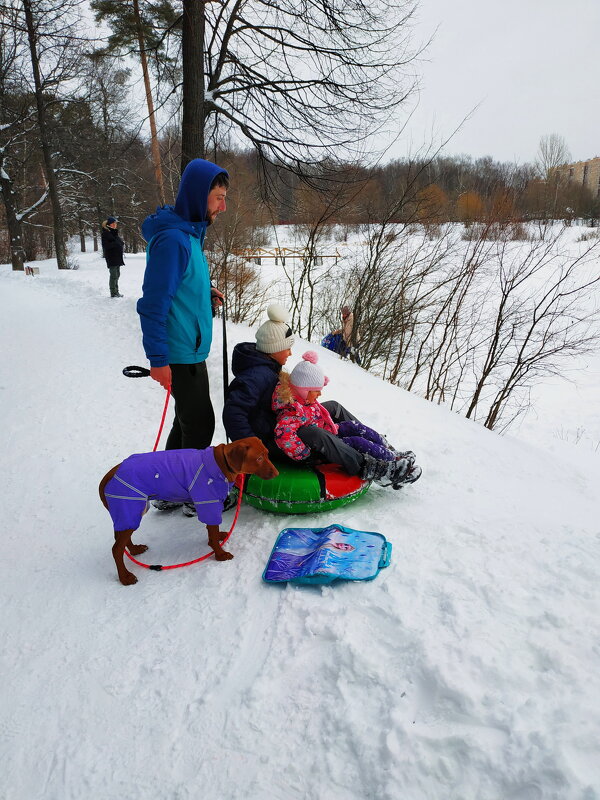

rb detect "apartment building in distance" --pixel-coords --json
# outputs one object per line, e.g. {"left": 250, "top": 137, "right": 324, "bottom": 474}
{"left": 559, "top": 156, "right": 600, "bottom": 197}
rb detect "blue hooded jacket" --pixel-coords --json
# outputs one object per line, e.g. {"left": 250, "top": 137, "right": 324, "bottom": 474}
{"left": 137, "top": 159, "right": 228, "bottom": 367}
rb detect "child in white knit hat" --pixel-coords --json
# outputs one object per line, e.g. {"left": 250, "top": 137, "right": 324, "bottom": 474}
{"left": 254, "top": 303, "right": 295, "bottom": 356}
{"left": 272, "top": 351, "right": 421, "bottom": 488}
{"left": 223, "top": 303, "right": 295, "bottom": 451}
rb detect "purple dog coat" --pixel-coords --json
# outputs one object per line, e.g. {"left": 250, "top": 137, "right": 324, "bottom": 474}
{"left": 104, "top": 448, "right": 232, "bottom": 532}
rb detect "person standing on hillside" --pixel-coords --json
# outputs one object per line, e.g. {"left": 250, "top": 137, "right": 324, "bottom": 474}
{"left": 137, "top": 158, "right": 228, "bottom": 514}
{"left": 101, "top": 216, "right": 125, "bottom": 298}
{"left": 334, "top": 305, "right": 361, "bottom": 363}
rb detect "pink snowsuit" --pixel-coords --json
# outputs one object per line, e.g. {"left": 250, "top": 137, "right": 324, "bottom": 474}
{"left": 272, "top": 388, "right": 338, "bottom": 461}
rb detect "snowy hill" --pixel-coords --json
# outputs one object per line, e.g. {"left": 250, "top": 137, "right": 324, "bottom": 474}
{"left": 1, "top": 253, "right": 599, "bottom": 800}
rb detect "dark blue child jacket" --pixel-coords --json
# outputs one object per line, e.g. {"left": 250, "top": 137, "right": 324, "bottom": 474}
{"left": 223, "top": 343, "right": 281, "bottom": 444}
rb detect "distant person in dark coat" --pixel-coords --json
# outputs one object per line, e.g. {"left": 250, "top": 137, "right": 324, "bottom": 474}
{"left": 101, "top": 216, "right": 125, "bottom": 298}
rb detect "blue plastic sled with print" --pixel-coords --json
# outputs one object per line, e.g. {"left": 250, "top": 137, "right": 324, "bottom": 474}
{"left": 262, "top": 524, "right": 392, "bottom": 585}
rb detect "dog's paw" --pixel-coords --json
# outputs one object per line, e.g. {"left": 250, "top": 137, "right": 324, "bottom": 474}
{"left": 214, "top": 550, "right": 234, "bottom": 561}
{"left": 119, "top": 571, "right": 138, "bottom": 586}
{"left": 128, "top": 544, "right": 148, "bottom": 556}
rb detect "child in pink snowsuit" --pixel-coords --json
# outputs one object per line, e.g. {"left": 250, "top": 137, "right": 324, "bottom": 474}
{"left": 272, "top": 352, "right": 421, "bottom": 488}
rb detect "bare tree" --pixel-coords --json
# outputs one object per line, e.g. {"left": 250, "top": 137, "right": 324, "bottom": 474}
{"left": 180, "top": 0, "right": 204, "bottom": 170}
{"left": 91, "top": 0, "right": 179, "bottom": 195}
{"left": 536, "top": 134, "right": 571, "bottom": 179}
{"left": 201, "top": 0, "right": 420, "bottom": 176}
{"left": 96, "top": 0, "right": 421, "bottom": 177}
{"left": 0, "top": 3, "right": 44, "bottom": 269}
{"left": 12, "top": 0, "right": 88, "bottom": 269}
{"left": 281, "top": 172, "right": 369, "bottom": 339}
{"left": 323, "top": 181, "right": 600, "bottom": 435}
{"left": 533, "top": 134, "right": 572, "bottom": 220}
{"left": 464, "top": 227, "right": 600, "bottom": 429}
{"left": 132, "top": 0, "right": 166, "bottom": 204}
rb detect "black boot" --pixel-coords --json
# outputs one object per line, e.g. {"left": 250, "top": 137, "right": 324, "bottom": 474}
{"left": 358, "top": 454, "right": 395, "bottom": 483}
{"left": 359, "top": 453, "right": 419, "bottom": 489}
{"left": 393, "top": 464, "right": 422, "bottom": 488}
{"left": 358, "top": 453, "right": 382, "bottom": 481}
{"left": 222, "top": 486, "right": 239, "bottom": 511}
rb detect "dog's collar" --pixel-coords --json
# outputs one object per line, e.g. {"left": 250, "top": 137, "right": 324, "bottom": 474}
{"left": 222, "top": 450, "right": 236, "bottom": 477}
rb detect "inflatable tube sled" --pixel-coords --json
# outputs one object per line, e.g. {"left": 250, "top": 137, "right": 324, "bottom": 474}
{"left": 321, "top": 332, "right": 344, "bottom": 354}
{"left": 263, "top": 524, "right": 392, "bottom": 584}
{"left": 245, "top": 460, "right": 370, "bottom": 514}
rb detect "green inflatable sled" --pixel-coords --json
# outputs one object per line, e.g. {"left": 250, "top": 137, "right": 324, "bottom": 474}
{"left": 244, "top": 461, "right": 370, "bottom": 514}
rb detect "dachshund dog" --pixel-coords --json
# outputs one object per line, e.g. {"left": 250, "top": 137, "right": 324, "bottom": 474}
{"left": 99, "top": 436, "right": 278, "bottom": 585}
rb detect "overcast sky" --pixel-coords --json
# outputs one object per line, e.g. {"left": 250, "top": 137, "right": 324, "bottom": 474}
{"left": 390, "top": 0, "right": 600, "bottom": 165}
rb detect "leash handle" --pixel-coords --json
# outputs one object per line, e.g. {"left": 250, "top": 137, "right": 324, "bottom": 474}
{"left": 152, "top": 387, "right": 171, "bottom": 452}
{"left": 123, "top": 365, "right": 151, "bottom": 378}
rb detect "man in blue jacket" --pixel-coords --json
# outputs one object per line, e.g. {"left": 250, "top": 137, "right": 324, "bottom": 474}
{"left": 137, "top": 158, "right": 228, "bottom": 511}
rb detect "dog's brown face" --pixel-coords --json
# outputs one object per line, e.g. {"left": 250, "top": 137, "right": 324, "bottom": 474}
{"left": 227, "top": 437, "right": 279, "bottom": 480}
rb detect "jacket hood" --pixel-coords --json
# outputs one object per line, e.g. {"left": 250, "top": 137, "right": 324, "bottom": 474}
{"left": 141, "top": 206, "right": 204, "bottom": 244}
{"left": 174, "top": 158, "right": 228, "bottom": 222}
{"left": 231, "top": 342, "right": 281, "bottom": 377}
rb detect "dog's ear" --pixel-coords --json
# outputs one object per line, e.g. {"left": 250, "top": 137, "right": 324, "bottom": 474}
{"left": 226, "top": 441, "right": 249, "bottom": 474}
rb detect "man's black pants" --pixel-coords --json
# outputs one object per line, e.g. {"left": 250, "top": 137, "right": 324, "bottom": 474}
{"left": 166, "top": 361, "right": 215, "bottom": 450}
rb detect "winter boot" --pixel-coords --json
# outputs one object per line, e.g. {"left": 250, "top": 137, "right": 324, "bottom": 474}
{"left": 357, "top": 453, "right": 381, "bottom": 482}
{"left": 358, "top": 453, "right": 416, "bottom": 488}
{"left": 358, "top": 454, "right": 393, "bottom": 485}
{"left": 152, "top": 499, "right": 183, "bottom": 511}
{"left": 182, "top": 502, "right": 196, "bottom": 517}
{"left": 394, "top": 450, "right": 416, "bottom": 467}
{"left": 394, "top": 464, "right": 422, "bottom": 488}
{"left": 222, "top": 486, "right": 239, "bottom": 512}
{"left": 387, "top": 455, "right": 416, "bottom": 488}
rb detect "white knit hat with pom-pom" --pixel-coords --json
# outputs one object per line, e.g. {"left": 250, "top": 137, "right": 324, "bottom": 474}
{"left": 255, "top": 303, "right": 295, "bottom": 354}
{"left": 289, "top": 351, "right": 329, "bottom": 401}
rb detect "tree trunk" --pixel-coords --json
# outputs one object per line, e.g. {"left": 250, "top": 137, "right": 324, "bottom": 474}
{"left": 22, "top": 0, "right": 69, "bottom": 269}
{"left": 132, "top": 0, "right": 165, "bottom": 206}
{"left": 78, "top": 214, "right": 86, "bottom": 252}
{"left": 0, "top": 164, "right": 25, "bottom": 270}
{"left": 181, "top": 0, "right": 205, "bottom": 172}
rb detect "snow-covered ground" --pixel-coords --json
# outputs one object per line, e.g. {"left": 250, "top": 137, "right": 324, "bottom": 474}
{"left": 1, "top": 250, "right": 599, "bottom": 800}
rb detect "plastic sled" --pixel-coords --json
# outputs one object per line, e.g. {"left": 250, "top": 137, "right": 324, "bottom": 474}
{"left": 263, "top": 523, "right": 392, "bottom": 585}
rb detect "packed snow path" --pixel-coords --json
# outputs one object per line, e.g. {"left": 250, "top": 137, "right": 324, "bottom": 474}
{"left": 1, "top": 258, "right": 599, "bottom": 800}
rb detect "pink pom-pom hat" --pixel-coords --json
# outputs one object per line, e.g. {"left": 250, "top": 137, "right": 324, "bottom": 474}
{"left": 289, "top": 350, "right": 329, "bottom": 401}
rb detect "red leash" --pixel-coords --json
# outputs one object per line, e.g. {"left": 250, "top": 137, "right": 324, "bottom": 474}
{"left": 124, "top": 386, "right": 243, "bottom": 572}
{"left": 152, "top": 387, "right": 171, "bottom": 453}
{"left": 124, "top": 479, "right": 243, "bottom": 571}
